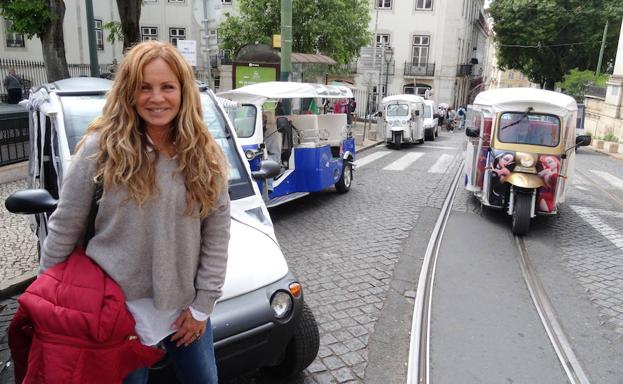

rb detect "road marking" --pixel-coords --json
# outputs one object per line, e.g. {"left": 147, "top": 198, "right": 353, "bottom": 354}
{"left": 570, "top": 205, "right": 623, "bottom": 250}
{"left": 427, "top": 154, "right": 454, "bottom": 174}
{"left": 419, "top": 145, "right": 457, "bottom": 150}
{"left": 589, "top": 170, "right": 623, "bottom": 191}
{"left": 355, "top": 151, "right": 391, "bottom": 168}
{"left": 383, "top": 152, "right": 424, "bottom": 171}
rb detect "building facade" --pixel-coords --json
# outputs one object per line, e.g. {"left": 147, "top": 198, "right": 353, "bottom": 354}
{"left": 352, "top": 0, "right": 491, "bottom": 111}
{"left": 1, "top": 0, "right": 489, "bottom": 106}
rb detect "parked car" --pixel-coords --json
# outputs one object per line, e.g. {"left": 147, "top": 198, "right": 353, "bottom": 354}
{"left": 4, "top": 77, "right": 320, "bottom": 381}
{"left": 423, "top": 99, "right": 439, "bottom": 141}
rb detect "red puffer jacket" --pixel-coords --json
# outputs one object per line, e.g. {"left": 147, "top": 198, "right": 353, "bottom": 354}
{"left": 8, "top": 247, "right": 164, "bottom": 383}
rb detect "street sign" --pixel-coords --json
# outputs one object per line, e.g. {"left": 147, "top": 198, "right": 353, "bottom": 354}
{"left": 177, "top": 40, "right": 197, "bottom": 66}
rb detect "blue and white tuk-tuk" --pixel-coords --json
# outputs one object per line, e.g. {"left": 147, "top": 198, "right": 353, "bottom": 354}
{"left": 218, "top": 81, "right": 356, "bottom": 208}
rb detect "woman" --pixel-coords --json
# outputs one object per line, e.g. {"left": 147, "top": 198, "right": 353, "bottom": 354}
{"left": 41, "top": 41, "right": 230, "bottom": 383}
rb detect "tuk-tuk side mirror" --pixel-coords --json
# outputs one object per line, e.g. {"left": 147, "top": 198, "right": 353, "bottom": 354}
{"left": 576, "top": 135, "right": 591, "bottom": 147}
{"left": 5, "top": 189, "right": 58, "bottom": 215}
{"left": 251, "top": 159, "right": 281, "bottom": 180}
{"left": 373, "top": 111, "right": 382, "bottom": 118}
{"left": 414, "top": 110, "right": 420, "bottom": 117}
{"left": 465, "top": 126, "right": 480, "bottom": 138}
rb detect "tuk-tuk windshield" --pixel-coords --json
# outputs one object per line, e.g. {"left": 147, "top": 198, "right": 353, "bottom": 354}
{"left": 497, "top": 112, "right": 560, "bottom": 147}
{"left": 60, "top": 95, "right": 107, "bottom": 153}
{"left": 227, "top": 104, "right": 257, "bottom": 138}
{"left": 59, "top": 92, "right": 254, "bottom": 200}
{"left": 386, "top": 104, "right": 410, "bottom": 117}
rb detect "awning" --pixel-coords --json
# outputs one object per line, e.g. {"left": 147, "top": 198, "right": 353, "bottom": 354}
{"left": 291, "top": 53, "right": 337, "bottom": 65}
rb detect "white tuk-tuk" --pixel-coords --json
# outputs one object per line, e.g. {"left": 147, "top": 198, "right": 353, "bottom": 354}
{"left": 379, "top": 94, "right": 425, "bottom": 149}
{"left": 218, "top": 81, "right": 356, "bottom": 208}
{"left": 463, "top": 88, "right": 591, "bottom": 235}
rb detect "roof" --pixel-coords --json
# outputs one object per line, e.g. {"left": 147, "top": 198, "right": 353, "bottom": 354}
{"left": 473, "top": 88, "right": 577, "bottom": 114}
{"left": 382, "top": 94, "right": 425, "bottom": 104}
{"left": 48, "top": 77, "right": 112, "bottom": 95}
{"left": 291, "top": 53, "right": 337, "bottom": 65}
{"left": 217, "top": 81, "right": 353, "bottom": 105}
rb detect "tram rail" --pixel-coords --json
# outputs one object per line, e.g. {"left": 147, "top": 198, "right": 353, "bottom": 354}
{"left": 407, "top": 161, "right": 592, "bottom": 384}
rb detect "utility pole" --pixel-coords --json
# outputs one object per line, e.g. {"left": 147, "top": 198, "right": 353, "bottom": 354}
{"left": 280, "top": 0, "right": 292, "bottom": 82}
{"left": 85, "top": 0, "right": 99, "bottom": 77}
{"left": 378, "top": 43, "right": 385, "bottom": 113}
{"left": 596, "top": 21, "right": 609, "bottom": 77}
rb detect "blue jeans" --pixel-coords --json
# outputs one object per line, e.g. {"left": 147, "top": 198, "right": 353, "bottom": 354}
{"left": 123, "top": 319, "right": 218, "bottom": 384}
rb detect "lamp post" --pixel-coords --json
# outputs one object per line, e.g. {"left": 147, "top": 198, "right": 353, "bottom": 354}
{"left": 384, "top": 47, "right": 394, "bottom": 101}
{"left": 377, "top": 45, "right": 392, "bottom": 112}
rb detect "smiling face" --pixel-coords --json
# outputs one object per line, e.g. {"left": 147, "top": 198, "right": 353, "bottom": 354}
{"left": 135, "top": 57, "right": 181, "bottom": 132}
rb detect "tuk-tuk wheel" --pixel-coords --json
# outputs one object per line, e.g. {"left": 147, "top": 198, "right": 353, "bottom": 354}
{"left": 511, "top": 192, "right": 531, "bottom": 235}
{"left": 265, "top": 303, "right": 320, "bottom": 378}
{"left": 393, "top": 132, "right": 402, "bottom": 149}
{"left": 335, "top": 161, "right": 352, "bottom": 193}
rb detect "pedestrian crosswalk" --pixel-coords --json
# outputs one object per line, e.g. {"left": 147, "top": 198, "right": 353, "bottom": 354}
{"left": 355, "top": 148, "right": 457, "bottom": 174}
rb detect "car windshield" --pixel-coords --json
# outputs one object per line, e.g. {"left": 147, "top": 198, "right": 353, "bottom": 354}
{"left": 386, "top": 104, "right": 409, "bottom": 117}
{"left": 423, "top": 105, "right": 433, "bottom": 118}
{"left": 497, "top": 112, "right": 560, "bottom": 147}
{"left": 59, "top": 91, "right": 254, "bottom": 200}
{"left": 227, "top": 104, "right": 257, "bottom": 138}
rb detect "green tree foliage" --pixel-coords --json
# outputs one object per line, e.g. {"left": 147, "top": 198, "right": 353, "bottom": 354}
{"left": 218, "top": 0, "right": 372, "bottom": 65}
{"left": 0, "top": 0, "right": 69, "bottom": 81}
{"left": 489, "top": 0, "right": 623, "bottom": 90}
{"left": 560, "top": 68, "right": 608, "bottom": 101}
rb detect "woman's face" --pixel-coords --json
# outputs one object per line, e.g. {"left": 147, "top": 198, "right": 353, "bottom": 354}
{"left": 135, "top": 57, "right": 181, "bottom": 132}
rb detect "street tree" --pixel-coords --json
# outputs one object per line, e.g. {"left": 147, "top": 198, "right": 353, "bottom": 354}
{"left": 115, "top": 0, "right": 141, "bottom": 51}
{"left": 218, "top": 0, "right": 371, "bottom": 65}
{"left": 489, "top": 0, "right": 623, "bottom": 90}
{"left": 559, "top": 68, "right": 608, "bottom": 101}
{"left": 0, "top": 0, "right": 69, "bottom": 81}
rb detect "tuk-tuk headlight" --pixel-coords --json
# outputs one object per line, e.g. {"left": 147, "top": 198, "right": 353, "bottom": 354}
{"left": 270, "top": 291, "right": 293, "bottom": 319}
{"left": 516, "top": 152, "right": 537, "bottom": 168}
{"left": 245, "top": 149, "right": 256, "bottom": 160}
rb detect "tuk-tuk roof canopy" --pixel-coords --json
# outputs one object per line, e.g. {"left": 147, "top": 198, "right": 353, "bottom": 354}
{"left": 473, "top": 88, "right": 577, "bottom": 114}
{"left": 217, "top": 81, "right": 353, "bottom": 104}
{"left": 382, "top": 94, "right": 425, "bottom": 104}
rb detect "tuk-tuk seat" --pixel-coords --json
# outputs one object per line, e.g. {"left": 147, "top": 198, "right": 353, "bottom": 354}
{"left": 286, "top": 114, "right": 319, "bottom": 144}
{"left": 317, "top": 114, "right": 347, "bottom": 146}
{"left": 263, "top": 112, "right": 282, "bottom": 163}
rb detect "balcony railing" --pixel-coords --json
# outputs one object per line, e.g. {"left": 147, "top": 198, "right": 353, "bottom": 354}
{"left": 404, "top": 62, "right": 435, "bottom": 77}
{"left": 457, "top": 64, "right": 472, "bottom": 76}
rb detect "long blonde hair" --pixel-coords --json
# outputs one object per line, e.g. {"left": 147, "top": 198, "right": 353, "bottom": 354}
{"left": 78, "top": 41, "right": 228, "bottom": 218}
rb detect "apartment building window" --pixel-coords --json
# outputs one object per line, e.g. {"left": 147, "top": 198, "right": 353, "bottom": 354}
{"left": 141, "top": 27, "right": 158, "bottom": 41}
{"left": 376, "top": 0, "right": 392, "bottom": 9}
{"left": 168, "top": 0, "right": 185, "bottom": 3}
{"left": 411, "top": 35, "right": 429, "bottom": 66}
{"left": 94, "top": 19, "right": 104, "bottom": 50}
{"left": 415, "top": 0, "right": 433, "bottom": 10}
{"left": 5, "top": 20, "right": 25, "bottom": 48}
{"left": 375, "top": 34, "right": 391, "bottom": 47}
{"left": 169, "top": 27, "right": 186, "bottom": 46}
{"left": 222, "top": 0, "right": 232, "bottom": 4}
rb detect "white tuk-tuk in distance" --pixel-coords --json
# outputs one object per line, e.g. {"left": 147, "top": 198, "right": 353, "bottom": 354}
{"left": 218, "top": 81, "right": 355, "bottom": 208}
{"left": 379, "top": 94, "right": 425, "bottom": 149}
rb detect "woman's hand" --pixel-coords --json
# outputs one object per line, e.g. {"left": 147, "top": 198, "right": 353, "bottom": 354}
{"left": 170, "top": 308, "right": 207, "bottom": 347}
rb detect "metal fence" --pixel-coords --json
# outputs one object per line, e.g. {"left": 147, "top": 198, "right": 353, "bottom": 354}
{"left": 0, "top": 105, "right": 29, "bottom": 166}
{"left": 0, "top": 57, "right": 119, "bottom": 103}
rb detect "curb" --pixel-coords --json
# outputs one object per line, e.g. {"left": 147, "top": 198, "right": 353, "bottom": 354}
{"left": 0, "top": 270, "right": 36, "bottom": 300}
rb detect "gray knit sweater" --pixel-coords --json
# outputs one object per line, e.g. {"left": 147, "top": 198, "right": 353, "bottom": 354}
{"left": 41, "top": 134, "right": 230, "bottom": 316}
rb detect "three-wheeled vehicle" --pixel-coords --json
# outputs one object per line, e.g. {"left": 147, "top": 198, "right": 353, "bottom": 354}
{"left": 379, "top": 94, "right": 425, "bottom": 149}
{"left": 463, "top": 88, "right": 591, "bottom": 235}
{"left": 217, "top": 81, "right": 356, "bottom": 208}
{"left": 4, "top": 77, "right": 320, "bottom": 380}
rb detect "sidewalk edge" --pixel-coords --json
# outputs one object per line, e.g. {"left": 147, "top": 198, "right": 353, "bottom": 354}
{"left": 0, "top": 271, "right": 36, "bottom": 300}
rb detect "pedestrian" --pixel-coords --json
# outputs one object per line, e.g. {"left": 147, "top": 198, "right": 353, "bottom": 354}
{"left": 3, "top": 68, "right": 23, "bottom": 104}
{"left": 347, "top": 97, "right": 357, "bottom": 125}
{"left": 457, "top": 105, "right": 466, "bottom": 130}
{"left": 39, "top": 40, "right": 230, "bottom": 384}
{"left": 447, "top": 108, "right": 456, "bottom": 132}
